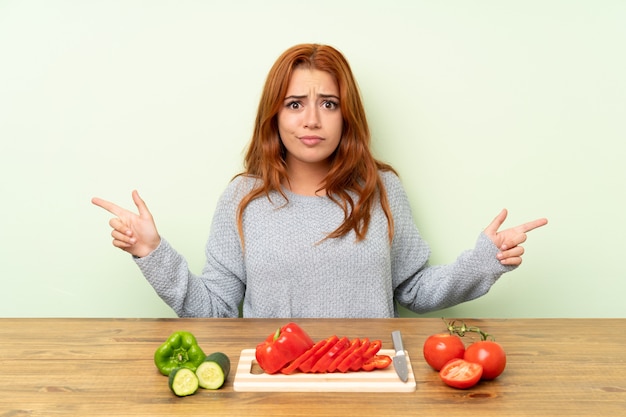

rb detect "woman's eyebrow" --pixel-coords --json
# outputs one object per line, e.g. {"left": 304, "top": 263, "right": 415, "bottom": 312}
{"left": 284, "top": 94, "right": 307, "bottom": 101}
{"left": 319, "top": 93, "right": 340, "bottom": 100}
{"left": 283, "top": 93, "right": 340, "bottom": 101}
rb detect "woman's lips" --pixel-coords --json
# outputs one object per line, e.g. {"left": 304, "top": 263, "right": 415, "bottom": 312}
{"left": 299, "top": 135, "right": 324, "bottom": 146}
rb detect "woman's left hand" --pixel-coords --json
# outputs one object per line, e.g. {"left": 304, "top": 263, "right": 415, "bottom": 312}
{"left": 484, "top": 209, "right": 548, "bottom": 266}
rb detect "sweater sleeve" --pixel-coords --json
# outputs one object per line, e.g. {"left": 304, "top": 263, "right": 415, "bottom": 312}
{"left": 133, "top": 179, "right": 248, "bottom": 317}
{"left": 383, "top": 172, "right": 515, "bottom": 313}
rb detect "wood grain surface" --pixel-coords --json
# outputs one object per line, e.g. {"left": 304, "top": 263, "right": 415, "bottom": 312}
{"left": 1, "top": 318, "right": 625, "bottom": 416}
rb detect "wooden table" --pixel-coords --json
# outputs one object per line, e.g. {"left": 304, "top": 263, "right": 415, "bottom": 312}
{"left": 1, "top": 318, "right": 625, "bottom": 416}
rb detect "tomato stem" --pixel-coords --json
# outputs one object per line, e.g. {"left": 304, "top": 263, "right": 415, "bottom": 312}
{"left": 443, "top": 318, "right": 495, "bottom": 341}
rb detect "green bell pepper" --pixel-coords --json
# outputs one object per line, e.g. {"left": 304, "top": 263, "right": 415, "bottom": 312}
{"left": 154, "top": 331, "right": 206, "bottom": 376}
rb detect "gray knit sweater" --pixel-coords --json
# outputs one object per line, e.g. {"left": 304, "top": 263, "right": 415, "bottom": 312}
{"left": 135, "top": 171, "right": 513, "bottom": 318}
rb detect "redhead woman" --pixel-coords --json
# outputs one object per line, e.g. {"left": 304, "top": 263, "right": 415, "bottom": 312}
{"left": 92, "top": 44, "right": 547, "bottom": 318}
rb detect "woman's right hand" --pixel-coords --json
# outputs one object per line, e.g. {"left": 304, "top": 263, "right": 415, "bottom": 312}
{"left": 91, "top": 190, "right": 161, "bottom": 258}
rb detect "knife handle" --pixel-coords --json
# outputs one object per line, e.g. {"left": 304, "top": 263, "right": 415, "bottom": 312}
{"left": 391, "top": 330, "right": 405, "bottom": 353}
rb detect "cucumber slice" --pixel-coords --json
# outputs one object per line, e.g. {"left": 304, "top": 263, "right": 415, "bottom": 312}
{"left": 196, "top": 352, "right": 231, "bottom": 390}
{"left": 168, "top": 367, "right": 199, "bottom": 396}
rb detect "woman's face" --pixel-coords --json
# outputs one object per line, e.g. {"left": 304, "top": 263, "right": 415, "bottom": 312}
{"left": 277, "top": 67, "right": 343, "bottom": 172}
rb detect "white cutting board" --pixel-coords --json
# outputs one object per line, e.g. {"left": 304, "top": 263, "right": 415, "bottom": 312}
{"left": 233, "top": 349, "right": 416, "bottom": 392}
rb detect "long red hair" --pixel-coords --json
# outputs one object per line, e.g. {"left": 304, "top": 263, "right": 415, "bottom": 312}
{"left": 237, "top": 44, "right": 395, "bottom": 243}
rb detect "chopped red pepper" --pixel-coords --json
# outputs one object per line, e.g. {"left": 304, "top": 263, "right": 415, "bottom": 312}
{"left": 255, "top": 322, "right": 315, "bottom": 374}
{"left": 281, "top": 339, "right": 326, "bottom": 375}
{"left": 361, "top": 354, "right": 392, "bottom": 371}
{"left": 256, "top": 323, "right": 393, "bottom": 375}
{"left": 298, "top": 335, "right": 338, "bottom": 373}
{"left": 327, "top": 338, "right": 360, "bottom": 373}
{"left": 311, "top": 336, "right": 350, "bottom": 373}
{"left": 337, "top": 338, "right": 370, "bottom": 373}
{"left": 350, "top": 339, "right": 381, "bottom": 371}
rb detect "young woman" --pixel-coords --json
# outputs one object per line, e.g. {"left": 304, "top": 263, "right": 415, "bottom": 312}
{"left": 92, "top": 44, "right": 547, "bottom": 318}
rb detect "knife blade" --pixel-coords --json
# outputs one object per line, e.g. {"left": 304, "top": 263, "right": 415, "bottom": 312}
{"left": 391, "top": 330, "right": 409, "bottom": 382}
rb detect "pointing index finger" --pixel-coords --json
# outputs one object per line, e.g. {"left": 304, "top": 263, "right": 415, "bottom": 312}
{"left": 518, "top": 217, "right": 549, "bottom": 233}
{"left": 91, "top": 196, "right": 125, "bottom": 217}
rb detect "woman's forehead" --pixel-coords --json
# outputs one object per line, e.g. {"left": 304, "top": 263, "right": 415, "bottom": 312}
{"left": 286, "top": 68, "right": 339, "bottom": 94}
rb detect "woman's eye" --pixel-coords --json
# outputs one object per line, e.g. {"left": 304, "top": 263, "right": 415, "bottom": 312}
{"left": 286, "top": 101, "right": 301, "bottom": 110}
{"left": 323, "top": 100, "right": 338, "bottom": 110}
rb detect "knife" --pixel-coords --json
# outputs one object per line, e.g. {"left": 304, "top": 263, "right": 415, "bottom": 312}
{"left": 391, "top": 330, "right": 409, "bottom": 382}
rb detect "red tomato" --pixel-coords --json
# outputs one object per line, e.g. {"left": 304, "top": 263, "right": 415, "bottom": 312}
{"left": 423, "top": 333, "right": 466, "bottom": 371}
{"left": 439, "top": 358, "right": 483, "bottom": 389}
{"left": 464, "top": 341, "right": 506, "bottom": 380}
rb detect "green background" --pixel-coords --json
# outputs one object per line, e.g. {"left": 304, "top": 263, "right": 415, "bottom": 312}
{"left": 1, "top": 0, "right": 624, "bottom": 318}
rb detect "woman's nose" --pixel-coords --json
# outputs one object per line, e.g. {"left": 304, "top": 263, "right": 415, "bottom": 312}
{"left": 304, "top": 106, "right": 321, "bottom": 129}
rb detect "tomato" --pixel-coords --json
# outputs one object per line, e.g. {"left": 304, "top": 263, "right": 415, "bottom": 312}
{"left": 423, "top": 333, "right": 466, "bottom": 371}
{"left": 361, "top": 355, "right": 392, "bottom": 371}
{"left": 439, "top": 358, "right": 483, "bottom": 389}
{"left": 464, "top": 341, "right": 506, "bottom": 380}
